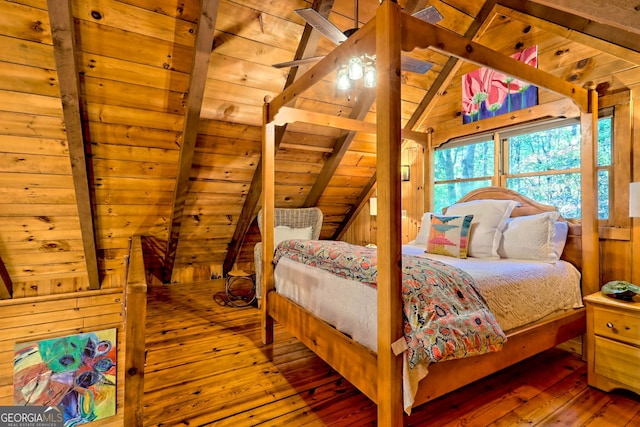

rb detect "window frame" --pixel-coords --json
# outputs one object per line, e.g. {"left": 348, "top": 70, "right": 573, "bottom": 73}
{"left": 432, "top": 111, "right": 613, "bottom": 220}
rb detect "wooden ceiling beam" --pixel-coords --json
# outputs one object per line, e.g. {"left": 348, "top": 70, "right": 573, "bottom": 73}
{"left": 47, "top": 0, "right": 100, "bottom": 289}
{"left": 332, "top": 174, "right": 377, "bottom": 240}
{"left": 406, "top": 0, "right": 498, "bottom": 131}
{"left": 163, "top": 0, "right": 220, "bottom": 283}
{"left": 498, "top": 0, "right": 640, "bottom": 64}
{"left": 0, "top": 255, "right": 12, "bottom": 299}
{"left": 401, "top": 15, "right": 589, "bottom": 111}
{"left": 223, "top": 0, "right": 336, "bottom": 275}
{"left": 303, "top": 89, "right": 376, "bottom": 207}
{"left": 526, "top": 0, "right": 640, "bottom": 36}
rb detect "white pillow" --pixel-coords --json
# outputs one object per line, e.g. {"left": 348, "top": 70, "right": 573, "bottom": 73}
{"left": 274, "top": 225, "right": 313, "bottom": 246}
{"left": 410, "top": 212, "right": 433, "bottom": 246}
{"left": 445, "top": 199, "right": 518, "bottom": 259}
{"left": 554, "top": 220, "right": 569, "bottom": 258}
{"left": 498, "top": 212, "right": 565, "bottom": 262}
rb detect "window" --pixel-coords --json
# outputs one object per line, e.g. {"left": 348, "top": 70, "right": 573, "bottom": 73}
{"left": 504, "top": 122, "right": 582, "bottom": 218}
{"left": 433, "top": 140, "right": 494, "bottom": 213}
{"left": 597, "top": 116, "right": 613, "bottom": 219}
{"left": 433, "top": 114, "right": 613, "bottom": 219}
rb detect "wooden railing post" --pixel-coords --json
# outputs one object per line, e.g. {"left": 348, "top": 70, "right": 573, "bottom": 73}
{"left": 124, "top": 235, "right": 148, "bottom": 426}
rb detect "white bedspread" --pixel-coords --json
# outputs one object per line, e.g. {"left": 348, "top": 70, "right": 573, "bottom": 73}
{"left": 402, "top": 244, "right": 584, "bottom": 331}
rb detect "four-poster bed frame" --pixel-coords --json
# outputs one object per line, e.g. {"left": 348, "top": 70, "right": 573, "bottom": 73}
{"left": 260, "top": 2, "right": 600, "bottom": 425}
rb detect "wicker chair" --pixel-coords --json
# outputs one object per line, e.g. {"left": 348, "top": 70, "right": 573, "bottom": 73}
{"left": 254, "top": 207, "right": 323, "bottom": 301}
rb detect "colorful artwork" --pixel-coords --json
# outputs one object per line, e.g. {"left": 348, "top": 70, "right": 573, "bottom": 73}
{"left": 462, "top": 45, "right": 538, "bottom": 123}
{"left": 14, "top": 329, "right": 117, "bottom": 425}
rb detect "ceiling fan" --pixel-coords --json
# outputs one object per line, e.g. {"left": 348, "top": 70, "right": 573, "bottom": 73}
{"left": 272, "top": 2, "right": 443, "bottom": 73}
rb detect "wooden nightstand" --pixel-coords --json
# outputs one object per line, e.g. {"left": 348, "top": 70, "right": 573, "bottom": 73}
{"left": 584, "top": 291, "right": 640, "bottom": 395}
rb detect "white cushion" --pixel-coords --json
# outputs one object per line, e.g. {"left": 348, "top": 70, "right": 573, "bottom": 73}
{"left": 554, "top": 220, "right": 569, "bottom": 259}
{"left": 274, "top": 226, "right": 313, "bottom": 246}
{"left": 445, "top": 199, "right": 518, "bottom": 259}
{"left": 498, "top": 212, "right": 567, "bottom": 262}
{"left": 410, "top": 212, "right": 433, "bottom": 246}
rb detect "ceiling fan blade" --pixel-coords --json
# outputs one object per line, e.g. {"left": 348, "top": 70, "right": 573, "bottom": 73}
{"left": 411, "top": 5, "right": 444, "bottom": 24}
{"left": 296, "top": 8, "right": 347, "bottom": 45}
{"left": 401, "top": 56, "right": 433, "bottom": 74}
{"left": 272, "top": 56, "right": 325, "bottom": 69}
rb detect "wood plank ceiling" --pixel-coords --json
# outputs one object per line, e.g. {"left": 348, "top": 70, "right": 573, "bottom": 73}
{"left": 1, "top": 0, "right": 640, "bottom": 296}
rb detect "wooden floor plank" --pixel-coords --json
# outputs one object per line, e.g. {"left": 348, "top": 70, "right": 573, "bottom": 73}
{"left": 490, "top": 366, "right": 589, "bottom": 426}
{"left": 143, "top": 280, "right": 640, "bottom": 426}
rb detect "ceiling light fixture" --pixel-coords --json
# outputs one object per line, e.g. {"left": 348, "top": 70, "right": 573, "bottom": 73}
{"left": 337, "top": 54, "right": 376, "bottom": 91}
{"left": 272, "top": 5, "right": 441, "bottom": 77}
{"left": 336, "top": 0, "right": 376, "bottom": 92}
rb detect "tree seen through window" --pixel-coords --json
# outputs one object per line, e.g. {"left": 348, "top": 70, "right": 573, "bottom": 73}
{"left": 433, "top": 116, "right": 612, "bottom": 219}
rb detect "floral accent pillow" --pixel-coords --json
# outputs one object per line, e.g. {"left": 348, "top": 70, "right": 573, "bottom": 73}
{"left": 426, "top": 214, "right": 474, "bottom": 258}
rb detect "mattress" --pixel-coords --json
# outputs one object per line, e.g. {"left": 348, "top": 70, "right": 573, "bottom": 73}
{"left": 273, "top": 243, "right": 583, "bottom": 412}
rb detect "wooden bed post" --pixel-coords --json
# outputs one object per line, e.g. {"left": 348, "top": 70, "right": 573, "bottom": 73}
{"left": 580, "top": 89, "right": 600, "bottom": 296}
{"left": 376, "top": 1, "right": 404, "bottom": 425}
{"left": 425, "top": 130, "right": 434, "bottom": 212}
{"left": 262, "top": 97, "right": 275, "bottom": 345}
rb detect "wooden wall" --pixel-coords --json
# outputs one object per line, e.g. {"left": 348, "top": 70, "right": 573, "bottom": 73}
{"left": 0, "top": 288, "right": 124, "bottom": 426}
{"left": 0, "top": 0, "right": 91, "bottom": 294}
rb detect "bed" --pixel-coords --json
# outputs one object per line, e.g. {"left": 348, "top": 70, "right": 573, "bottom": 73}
{"left": 270, "top": 187, "right": 585, "bottom": 412}
{"left": 260, "top": 2, "right": 600, "bottom": 425}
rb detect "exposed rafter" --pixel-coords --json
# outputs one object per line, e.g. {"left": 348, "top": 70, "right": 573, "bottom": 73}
{"left": 0, "top": 255, "right": 11, "bottom": 299}
{"left": 303, "top": 89, "right": 376, "bottom": 207}
{"left": 527, "top": 0, "right": 640, "bottom": 36}
{"left": 163, "top": 0, "right": 220, "bottom": 283}
{"left": 47, "top": 0, "right": 99, "bottom": 289}
{"left": 402, "top": 17, "right": 589, "bottom": 110}
{"left": 223, "top": 0, "right": 337, "bottom": 275}
{"left": 499, "top": 0, "right": 640, "bottom": 64}
{"left": 332, "top": 173, "right": 377, "bottom": 240}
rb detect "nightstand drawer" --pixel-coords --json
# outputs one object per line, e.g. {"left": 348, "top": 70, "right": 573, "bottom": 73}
{"left": 593, "top": 306, "right": 640, "bottom": 346}
{"left": 594, "top": 336, "right": 640, "bottom": 390}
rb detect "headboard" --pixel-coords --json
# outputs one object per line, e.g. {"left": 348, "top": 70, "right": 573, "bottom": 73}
{"left": 454, "top": 186, "right": 582, "bottom": 270}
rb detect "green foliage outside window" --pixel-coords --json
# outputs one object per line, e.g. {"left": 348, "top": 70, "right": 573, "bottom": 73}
{"left": 433, "top": 141, "right": 493, "bottom": 213}
{"left": 433, "top": 116, "right": 612, "bottom": 219}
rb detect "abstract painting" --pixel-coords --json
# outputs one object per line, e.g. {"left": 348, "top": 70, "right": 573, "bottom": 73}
{"left": 14, "top": 329, "right": 117, "bottom": 425}
{"left": 462, "top": 45, "right": 538, "bottom": 123}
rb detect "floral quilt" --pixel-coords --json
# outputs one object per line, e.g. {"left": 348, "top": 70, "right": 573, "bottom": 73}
{"left": 273, "top": 239, "right": 507, "bottom": 368}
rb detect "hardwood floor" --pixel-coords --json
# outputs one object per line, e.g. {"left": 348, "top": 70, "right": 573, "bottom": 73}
{"left": 143, "top": 280, "right": 640, "bottom": 426}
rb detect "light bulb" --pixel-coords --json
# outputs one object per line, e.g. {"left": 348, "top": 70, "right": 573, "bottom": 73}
{"left": 363, "top": 62, "right": 376, "bottom": 88}
{"left": 337, "top": 67, "right": 351, "bottom": 91}
{"left": 348, "top": 56, "right": 363, "bottom": 80}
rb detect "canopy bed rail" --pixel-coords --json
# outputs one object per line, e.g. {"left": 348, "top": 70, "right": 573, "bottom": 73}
{"left": 261, "top": 2, "right": 599, "bottom": 425}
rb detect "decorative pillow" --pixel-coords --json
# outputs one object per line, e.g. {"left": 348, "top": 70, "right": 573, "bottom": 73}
{"left": 445, "top": 199, "right": 518, "bottom": 259}
{"left": 411, "top": 212, "right": 433, "bottom": 246}
{"left": 498, "top": 212, "right": 565, "bottom": 262}
{"left": 274, "top": 226, "right": 313, "bottom": 246}
{"left": 426, "top": 214, "right": 474, "bottom": 258}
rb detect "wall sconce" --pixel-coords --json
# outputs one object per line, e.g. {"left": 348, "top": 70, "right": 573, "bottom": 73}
{"left": 369, "top": 197, "right": 377, "bottom": 216}
{"left": 631, "top": 182, "right": 640, "bottom": 217}
{"left": 401, "top": 165, "right": 410, "bottom": 182}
